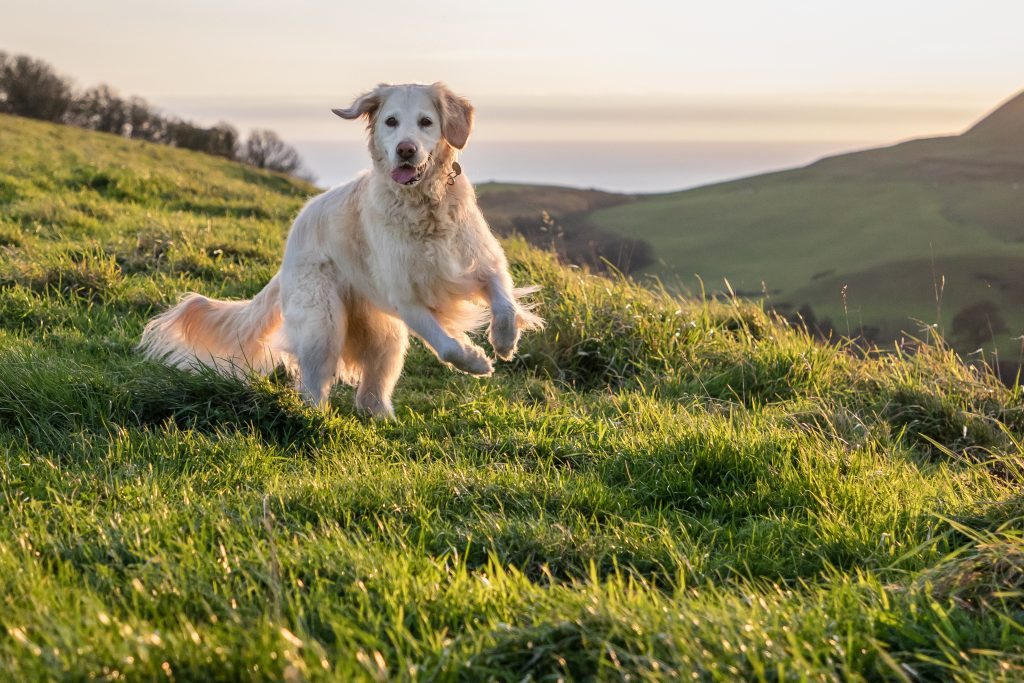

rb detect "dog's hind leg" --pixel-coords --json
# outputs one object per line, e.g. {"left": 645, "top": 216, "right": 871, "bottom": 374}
{"left": 346, "top": 306, "right": 409, "bottom": 419}
{"left": 281, "top": 266, "right": 346, "bottom": 407}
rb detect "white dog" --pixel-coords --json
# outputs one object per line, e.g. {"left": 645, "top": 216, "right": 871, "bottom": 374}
{"left": 140, "top": 83, "right": 542, "bottom": 417}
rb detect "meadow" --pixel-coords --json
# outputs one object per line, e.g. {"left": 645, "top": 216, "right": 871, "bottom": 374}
{"left": 1, "top": 114, "right": 1024, "bottom": 680}
{"left": 488, "top": 92, "right": 1024, "bottom": 363}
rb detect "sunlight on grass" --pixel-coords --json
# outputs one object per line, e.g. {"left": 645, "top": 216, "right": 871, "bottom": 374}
{"left": 1, "top": 114, "right": 1023, "bottom": 680}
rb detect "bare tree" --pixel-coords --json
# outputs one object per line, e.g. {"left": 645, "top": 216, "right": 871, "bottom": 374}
{"left": 241, "top": 129, "right": 303, "bottom": 174}
{"left": 0, "top": 52, "right": 74, "bottom": 122}
{"left": 167, "top": 120, "right": 239, "bottom": 159}
{"left": 67, "top": 86, "right": 167, "bottom": 142}
{"left": 124, "top": 96, "right": 167, "bottom": 142}
{"left": 1, "top": 51, "right": 309, "bottom": 177}
{"left": 68, "top": 84, "right": 129, "bottom": 134}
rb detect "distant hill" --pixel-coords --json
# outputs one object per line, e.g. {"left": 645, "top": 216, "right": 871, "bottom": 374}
{"left": 484, "top": 90, "right": 1024, "bottom": 365}
{"left": 475, "top": 182, "right": 650, "bottom": 274}
{"left": 966, "top": 90, "right": 1024, "bottom": 142}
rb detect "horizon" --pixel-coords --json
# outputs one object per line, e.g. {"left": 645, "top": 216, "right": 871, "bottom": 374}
{"left": 5, "top": 1, "right": 1024, "bottom": 191}
{"left": 161, "top": 89, "right": 1015, "bottom": 192}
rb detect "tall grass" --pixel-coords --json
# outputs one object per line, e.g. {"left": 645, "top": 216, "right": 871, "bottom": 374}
{"left": 1, "top": 114, "right": 1023, "bottom": 680}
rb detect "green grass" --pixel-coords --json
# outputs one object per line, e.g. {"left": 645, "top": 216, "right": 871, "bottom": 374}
{"left": 484, "top": 92, "right": 1024, "bottom": 359}
{"left": 588, "top": 167, "right": 1024, "bottom": 357}
{"left": 2, "top": 113, "right": 1024, "bottom": 680}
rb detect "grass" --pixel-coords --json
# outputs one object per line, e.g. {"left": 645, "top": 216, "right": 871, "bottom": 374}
{"left": 585, "top": 168, "right": 1024, "bottom": 357}
{"left": 1, "top": 113, "right": 1024, "bottom": 680}
{"left": 481, "top": 92, "right": 1024, "bottom": 359}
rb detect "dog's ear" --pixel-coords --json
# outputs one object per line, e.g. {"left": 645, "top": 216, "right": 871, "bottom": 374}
{"left": 332, "top": 86, "right": 385, "bottom": 121}
{"left": 432, "top": 83, "right": 474, "bottom": 150}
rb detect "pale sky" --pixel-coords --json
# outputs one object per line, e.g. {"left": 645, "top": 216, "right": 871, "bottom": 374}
{"left": 5, "top": 1, "right": 1023, "bottom": 190}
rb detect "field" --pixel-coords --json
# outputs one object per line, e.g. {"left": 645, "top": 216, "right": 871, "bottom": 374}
{"left": 2, "top": 114, "right": 1024, "bottom": 680}
{"left": 474, "top": 183, "right": 646, "bottom": 275}
{"left": 486, "top": 92, "right": 1024, "bottom": 363}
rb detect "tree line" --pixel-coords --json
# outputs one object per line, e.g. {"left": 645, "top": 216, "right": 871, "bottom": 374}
{"left": 0, "top": 51, "right": 308, "bottom": 178}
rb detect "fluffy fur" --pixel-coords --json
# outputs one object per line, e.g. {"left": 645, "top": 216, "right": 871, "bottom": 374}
{"left": 140, "top": 83, "right": 542, "bottom": 417}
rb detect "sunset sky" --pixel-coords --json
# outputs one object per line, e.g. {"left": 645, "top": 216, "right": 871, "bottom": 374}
{"left": 5, "top": 0, "right": 1024, "bottom": 189}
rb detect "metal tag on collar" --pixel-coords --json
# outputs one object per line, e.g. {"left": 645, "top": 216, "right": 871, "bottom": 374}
{"left": 447, "top": 161, "right": 462, "bottom": 186}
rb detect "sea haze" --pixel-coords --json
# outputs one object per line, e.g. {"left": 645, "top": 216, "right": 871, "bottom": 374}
{"left": 294, "top": 139, "right": 870, "bottom": 193}
{"left": 161, "top": 93, "right": 985, "bottom": 193}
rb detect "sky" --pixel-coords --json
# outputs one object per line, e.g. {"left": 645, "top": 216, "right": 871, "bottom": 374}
{"left": 4, "top": 1, "right": 1024, "bottom": 190}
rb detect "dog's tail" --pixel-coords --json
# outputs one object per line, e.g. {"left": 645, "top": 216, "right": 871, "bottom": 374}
{"left": 139, "top": 275, "right": 283, "bottom": 374}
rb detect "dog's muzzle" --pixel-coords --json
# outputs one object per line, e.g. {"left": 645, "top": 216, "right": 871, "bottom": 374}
{"left": 390, "top": 162, "right": 425, "bottom": 185}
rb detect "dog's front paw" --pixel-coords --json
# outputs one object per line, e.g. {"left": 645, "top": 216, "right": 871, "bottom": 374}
{"left": 442, "top": 343, "right": 494, "bottom": 376}
{"left": 489, "top": 312, "right": 520, "bottom": 361}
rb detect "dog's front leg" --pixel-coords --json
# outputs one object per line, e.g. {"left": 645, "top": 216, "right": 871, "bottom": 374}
{"left": 397, "top": 303, "right": 493, "bottom": 376}
{"left": 486, "top": 274, "right": 521, "bottom": 361}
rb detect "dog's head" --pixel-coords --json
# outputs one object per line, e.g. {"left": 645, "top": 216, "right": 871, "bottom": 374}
{"left": 333, "top": 83, "right": 474, "bottom": 188}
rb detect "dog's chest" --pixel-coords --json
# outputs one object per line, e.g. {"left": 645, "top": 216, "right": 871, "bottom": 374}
{"left": 363, "top": 216, "right": 476, "bottom": 305}
{"left": 359, "top": 183, "right": 484, "bottom": 305}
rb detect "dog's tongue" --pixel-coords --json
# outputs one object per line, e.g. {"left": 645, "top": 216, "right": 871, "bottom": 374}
{"left": 391, "top": 165, "right": 418, "bottom": 184}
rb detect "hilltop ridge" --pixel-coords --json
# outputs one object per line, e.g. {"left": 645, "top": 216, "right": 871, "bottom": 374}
{"left": 966, "top": 89, "right": 1024, "bottom": 141}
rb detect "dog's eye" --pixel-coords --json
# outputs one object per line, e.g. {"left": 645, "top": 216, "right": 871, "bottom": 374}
{"left": 419, "top": 117, "right": 432, "bottom": 128}
{"left": 385, "top": 116, "right": 398, "bottom": 127}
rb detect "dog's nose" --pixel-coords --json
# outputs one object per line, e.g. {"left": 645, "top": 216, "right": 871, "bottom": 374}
{"left": 396, "top": 141, "right": 417, "bottom": 161}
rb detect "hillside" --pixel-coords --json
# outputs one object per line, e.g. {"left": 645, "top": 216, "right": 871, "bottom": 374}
{"left": 2, "top": 114, "right": 1024, "bottom": 680}
{"left": 475, "top": 182, "right": 649, "bottom": 274}
{"left": 487, "top": 91, "right": 1024, "bottom": 362}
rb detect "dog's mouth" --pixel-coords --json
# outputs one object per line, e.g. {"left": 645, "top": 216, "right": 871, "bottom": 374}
{"left": 390, "top": 161, "right": 427, "bottom": 186}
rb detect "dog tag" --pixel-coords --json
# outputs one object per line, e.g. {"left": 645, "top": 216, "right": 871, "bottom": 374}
{"left": 447, "top": 161, "right": 463, "bottom": 186}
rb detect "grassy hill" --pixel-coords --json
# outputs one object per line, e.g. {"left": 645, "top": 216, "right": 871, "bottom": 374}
{"left": 2, "top": 113, "right": 1024, "bottom": 680}
{"left": 475, "top": 183, "right": 649, "bottom": 274}
{"left": 487, "top": 91, "right": 1024, "bottom": 364}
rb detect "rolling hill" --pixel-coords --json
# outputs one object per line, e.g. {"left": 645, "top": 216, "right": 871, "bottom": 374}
{"left": 2, "top": 114, "right": 1024, "bottom": 679}
{"left": 474, "top": 182, "right": 648, "bottom": 274}
{"left": 483, "top": 91, "right": 1024, "bottom": 364}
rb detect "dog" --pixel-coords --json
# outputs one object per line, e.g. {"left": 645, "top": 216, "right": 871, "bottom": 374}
{"left": 140, "top": 83, "right": 542, "bottom": 417}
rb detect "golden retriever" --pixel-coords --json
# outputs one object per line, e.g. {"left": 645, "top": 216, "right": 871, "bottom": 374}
{"left": 140, "top": 83, "right": 542, "bottom": 417}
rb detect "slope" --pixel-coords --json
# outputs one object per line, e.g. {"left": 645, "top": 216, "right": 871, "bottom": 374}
{"left": 1, "top": 114, "right": 1024, "bottom": 680}
{"left": 585, "top": 90, "right": 1024, "bottom": 356}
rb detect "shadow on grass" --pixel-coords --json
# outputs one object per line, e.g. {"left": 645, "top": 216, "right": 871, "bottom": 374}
{"left": 125, "top": 364, "right": 337, "bottom": 448}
